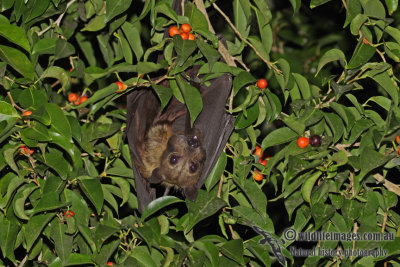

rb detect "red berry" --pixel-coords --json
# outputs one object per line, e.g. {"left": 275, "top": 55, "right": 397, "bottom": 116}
{"left": 180, "top": 23, "right": 191, "bottom": 33}
{"left": 107, "top": 262, "right": 113, "bottom": 266}
{"left": 257, "top": 79, "right": 268, "bottom": 90}
{"left": 169, "top": 26, "right": 180, "bottom": 37}
{"left": 297, "top": 137, "right": 309, "bottom": 149}
{"left": 115, "top": 81, "right": 127, "bottom": 93}
{"left": 188, "top": 33, "right": 195, "bottom": 40}
{"left": 64, "top": 210, "right": 75, "bottom": 217}
{"left": 396, "top": 135, "right": 399, "bottom": 144}
{"left": 68, "top": 93, "right": 78, "bottom": 103}
{"left": 79, "top": 96, "right": 88, "bottom": 104}
{"left": 254, "top": 146, "right": 263, "bottom": 158}
{"left": 180, "top": 32, "right": 189, "bottom": 40}
{"left": 363, "top": 38, "right": 370, "bottom": 45}
{"left": 259, "top": 158, "right": 267, "bottom": 166}
{"left": 253, "top": 171, "right": 263, "bottom": 182}
{"left": 22, "top": 110, "right": 32, "bottom": 116}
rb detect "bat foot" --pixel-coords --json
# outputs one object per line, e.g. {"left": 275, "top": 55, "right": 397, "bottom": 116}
{"left": 163, "top": 186, "right": 171, "bottom": 196}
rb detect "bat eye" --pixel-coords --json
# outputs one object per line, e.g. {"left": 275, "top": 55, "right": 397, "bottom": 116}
{"left": 169, "top": 155, "right": 179, "bottom": 165}
{"left": 189, "top": 161, "right": 198, "bottom": 173}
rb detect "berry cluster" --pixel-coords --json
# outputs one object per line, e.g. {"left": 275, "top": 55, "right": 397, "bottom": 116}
{"left": 68, "top": 93, "right": 88, "bottom": 106}
{"left": 169, "top": 23, "right": 195, "bottom": 40}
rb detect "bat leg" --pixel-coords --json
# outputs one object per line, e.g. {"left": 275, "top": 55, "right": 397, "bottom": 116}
{"left": 163, "top": 186, "right": 171, "bottom": 196}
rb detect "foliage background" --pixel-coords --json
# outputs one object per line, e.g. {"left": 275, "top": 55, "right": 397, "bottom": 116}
{"left": 1, "top": 0, "right": 400, "bottom": 266}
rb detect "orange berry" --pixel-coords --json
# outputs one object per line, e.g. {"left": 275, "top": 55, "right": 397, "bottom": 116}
{"left": 396, "top": 135, "right": 399, "bottom": 144}
{"left": 257, "top": 79, "right": 268, "bottom": 90}
{"left": 20, "top": 145, "right": 33, "bottom": 155}
{"left": 79, "top": 96, "right": 88, "bottom": 104}
{"left": 68, "top": 93, "right": 78, "bottom": 103}
{"left": 169, "top": 26, "right": 180, "bottom": 37}
{"left": 22, "top": 110, "right": 32, "bottom": 116}
{"left": 253, "top": 146, "right": 263, "bottom": 158}
{"left": 363, "top": 38, "right": 370, "bottom": 45}
{"left": 107, "top": 262, "right": 113, "bottom": 266}
{"left": 180, "top": 32, "right": 189, "bottom": 40}
{"left": 259, "top": 158, "right": 267, "bottom": 166}
{"left": 253, "top": 171, "right": 263, "bottom": 182}
{"left": 64, "top": 210, "right": 75, "bottom": 217}
{"left": 115, "top": 81, "right": 127, "bottom": 93}
{"left": 180, "top": 23, "right": 191, "bottom": 33}
{"left": 297, "top": 136, "right": 309, "bottom": 149}
{"left": 188, "top": 33, "right": 195, "bottom": 40}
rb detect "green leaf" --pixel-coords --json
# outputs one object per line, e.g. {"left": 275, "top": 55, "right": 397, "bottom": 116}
{"left": 45, "top": 103, "right": 72, "bottom": 140}
{"left": 385, "top": 0, "right": 398, "bottom": 14}
{"left": 33, "top": 192, "right": 67, "bottom": 214}
{"left": 23, "top": 213, "right": 55, "bottom": 251}
{"left": 0, "top": 23, "right": 30, "bottom": 53}
{"left": 32, "top": 38, "right": 56, "bottom": 55}
{"left": 185, "top": 190, "right": 226, "bottom": 234}
{"left": 82, "top": 14, "right": 107, "bottom": 32}
{"left": 310, "top": 0, "right": 333, "bottom": 8}
{"left": 44, "top": 150, "right": 69, "bottom": 180}
{"left": 130, "top": 246, "right": 158, "bottom": 267}
{"left": 78, "top": 177, "right": 104, "bottom": 215}
{"left": 359, "top": 148, "right": 395, "bottom": 181}
{"left": 40, "top": 66, "right": 70, "bottom": 91}
{"left": 121, "top": 21, "right": 143, "bottom": 61}
{"left": 18, "top": 88, "right": 48, "bottom": 110}
{"left": 0, "top": 45, "right": 34, "bottom": 81}
{"left": 370, "top": 71, "right": 399, "bottom": 107}
{"left": 94, "top": 223, "right": 120, "bottom": 251}
{"left": 364, "top": 0, "right": 386, "bottom": 19}
{"left": 176, "top": 75, "right": 203, "bottom": 126}
{"left": 141, "top": 196, "right": 183, "bottom": 221}
{"left": 0, "top": 101, "right": 18, "bottom": 122}
{"left": 301, "top": 171, "right": 322, "bottom": 203}
{"left": 385, "top": 26, "right": 400, "bottom": 44}
{"left": 350, "top": 14, "right": 368, "bottom": 36}
{"left": 23, "top": 0, "right": 50, "bottom": 23}
{"left": 233, "top": 71, "right": 256, "bottom": 95}
{"left": 292, "top": 73, "right": 311, "bottom": 100}
{"left": 65, "top": 253, "right": 94, "bottom": 266}
{"left": 347, "top": 39, "right": 376, "bottom": 69}
{"left": 196, "top": 37, "right": 220, "bottom": 71}
{"left": 105, "top": 0, "right": 132, "bottom": 22}
{"left": 344, "top": 0, "right": 362, "bottom": 27}
{"left": 185, "top": 2, "right": 209, "bottom": 31}
{"left": 173, "top": 34, "right": 197, "bottom": 67}
{"left": 235, "top": 103, "right": 259, "bottom": 130}
{"left": 50, "top": 220, "right": 73, "bottom": 263}
{"left": 261, "top": 127, "right": 298, "bottom": 150}
{"left": 288, "top": 0, "right": 301, "bottom": 12}
{"left": 283, "top": 117, "right": 305, "bottom": 135}
{"left": 205, "top": 152, "right": 227, "bottom": 191}
{"left": 316, "top": 48, "right": 346, "bottom": 76}
{"left": 21, "top": 122, "right": 51, "bottom": 142}
{"left": 152, "top": 84, "right": 172, "bottom": 110}
{"left": 54, "top": 38, "right": 75, "bottom": 60}
{"left": 324, "top": 113, "right": 344, "bottom": 143}
{"left": 0, "top": 217, "right": 20, "bottom": 262}
{"left": 13, "top": 183, "right": 37, "bottom": 220}
{"left": 219, "top": 239, "right": 245, "bottom": 265}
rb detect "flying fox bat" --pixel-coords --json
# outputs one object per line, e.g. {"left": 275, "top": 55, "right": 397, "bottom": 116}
{"left": 126, "top": 70, "right": 234, "bottom": 212}
{"left": 126, "top": 0, "right": 234, "bottom": 213}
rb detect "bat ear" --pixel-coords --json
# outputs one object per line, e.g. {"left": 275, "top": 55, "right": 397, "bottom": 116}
{"left": 149, "top": 168, "right": 163, "bottom": 184}
{"left": 183, "top": 185, "right": 198, "bottom": 201}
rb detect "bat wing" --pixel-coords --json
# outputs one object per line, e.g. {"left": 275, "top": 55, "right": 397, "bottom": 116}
{"left": 126, "top": 88, "right": 159, "bottom": 213}
{"left": 192, "top": 73, "right": 234, "bottom": 190}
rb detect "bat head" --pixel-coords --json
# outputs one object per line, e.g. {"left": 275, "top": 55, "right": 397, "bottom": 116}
{"left": 149, "top": 128, "right": 206, "bottom": 200}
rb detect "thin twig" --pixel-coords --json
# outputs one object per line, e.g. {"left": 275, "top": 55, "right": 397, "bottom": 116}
{"left": 381, "top": 208, "right": 388, "bottom": 233}
{"left": 38, "top": 0, "right": 76, "bottom": 36}
{"left": 212, "top": 2, "right": 282, "bottom": 74}
{"left": 7, "top": 92, "right": 24, "bottom": 112}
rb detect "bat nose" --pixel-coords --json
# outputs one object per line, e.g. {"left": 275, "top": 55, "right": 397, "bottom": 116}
{"left": 187, "top": 136, "right": 199, "bottom": 148}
